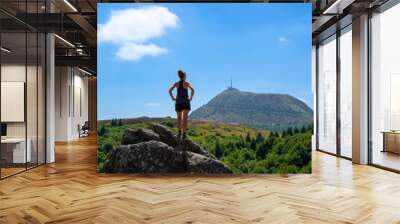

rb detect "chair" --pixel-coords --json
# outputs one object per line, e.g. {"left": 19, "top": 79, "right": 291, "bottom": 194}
{"left": 79, "top": 121, "right": 90, "bottom": 138}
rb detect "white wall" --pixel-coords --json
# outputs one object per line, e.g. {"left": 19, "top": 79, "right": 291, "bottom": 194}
{"left": 55, "top": 67, "right": 89, "bottom": 141}
{"left": 55, "top": 66, "right": 69, "bottom": 141}
{"left": 72, "top": 73, "right": 89, "bottom": 138}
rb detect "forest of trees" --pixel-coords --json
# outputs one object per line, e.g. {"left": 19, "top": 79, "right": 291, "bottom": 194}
{"left": 219, "top": 126, "right": 312, "bottom": 173}
{"left": 97, "top": 119, "right": 312, "bottom": 174}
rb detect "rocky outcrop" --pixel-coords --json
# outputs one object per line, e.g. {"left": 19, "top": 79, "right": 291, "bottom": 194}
{"left": 176, "top": 139, "right": 215, "bottom": 159}
{"left": 185, "top": 151, "right": 231, "bottom": 174}
{"left": 104, "top": 124, "right": 232, "bottom": 174}
{"left": 104, "top": 141, "right": 185, "bottom": 173}
{"left": 121, "top": 128, "right": 160, "bottom": 145}
{"left": 152, "top": 124, "right": 179, "bottom": 147}
{"left": 152, "top": 124, "right": 213, "bottom": 158}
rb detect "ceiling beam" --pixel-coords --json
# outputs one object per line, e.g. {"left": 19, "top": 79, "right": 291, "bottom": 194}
{"left": 67, "top": 13, "right": 97, "bottom": 46}
{"left": 55, "top": 55, "right": 96, "bottom": 73}
{"left": 322, "top": 0, "right": 356, "bottom": 14}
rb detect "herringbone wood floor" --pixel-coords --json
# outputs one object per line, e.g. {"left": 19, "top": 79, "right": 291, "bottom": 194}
{"left": 1, "top": 136, "right": 400, "bottom": 224}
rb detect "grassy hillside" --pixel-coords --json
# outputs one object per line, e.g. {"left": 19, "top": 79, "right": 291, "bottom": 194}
{"left": 98, "top": 117, "right": 312, "bottom": 174}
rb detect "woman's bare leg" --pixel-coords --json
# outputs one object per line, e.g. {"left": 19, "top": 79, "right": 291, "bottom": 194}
{"left": 177, "top": 111, "right": 182, "bottom": 135}
{"left": 182, "top": 110, "right": 189, "bottom": 135}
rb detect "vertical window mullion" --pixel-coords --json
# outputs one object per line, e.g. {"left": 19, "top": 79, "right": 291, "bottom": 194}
{"left": 316, "top": 44, "right": 320, "bottom": 150}
{"left": 367, "top": 11, "right": 373, "bottom": 165}
{"left": 36, "top": 0, "right": 39, "bottom": 167}
{"left": 0, "top": 21, "right": 2, "bottom": 179}
{"left": 25, "top": 0, "right": 28, "bottom": 171}
{"left": 336, "top": 27, "right": 341, "bottom": 157}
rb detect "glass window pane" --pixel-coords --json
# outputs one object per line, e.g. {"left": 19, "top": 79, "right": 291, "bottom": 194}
{"left": 371, "top": 3, "right": 400, "bottom": 171}
{"left": 318, "top": 35, "right": 337, "bottom": 154}
{"left": 27, "top": 31, "right": 38, "bottom": 169}
{"left": 340, "top": 27, "right": 352, "bottom": 158}
{"left": 0, "top": 1, "right": 46, "bottom": 179}
{"left": 38, "top": 33, "right": 45, "bottom": 165}
{"left": 1, "top": 30, "right": 27, "bottom": 177}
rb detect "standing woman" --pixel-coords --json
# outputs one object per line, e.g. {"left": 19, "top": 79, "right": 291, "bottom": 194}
{"left": 168, "top": 70, "right": 195, "bottom": 139}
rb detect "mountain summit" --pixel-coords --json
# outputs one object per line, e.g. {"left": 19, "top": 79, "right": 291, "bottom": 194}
{"left": 189, "top": 88, "right": 313, "bottom": 131}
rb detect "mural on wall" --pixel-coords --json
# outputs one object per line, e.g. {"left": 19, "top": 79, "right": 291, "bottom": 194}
{"left": 97, "top": 3, "right": 313, "bottom": 174}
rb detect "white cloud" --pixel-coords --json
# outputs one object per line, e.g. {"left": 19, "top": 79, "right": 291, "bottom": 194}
{"left": 116, "top": 43, "right": 167, "bottom": 61}
{"left": 278, "top": 37, "right": 289, "bottom": 43}
{"left": 146, "top": 102, "right": 161, "bottom": 107}
{"left": 98, "top": 6, "right": 179, "bottom": 44}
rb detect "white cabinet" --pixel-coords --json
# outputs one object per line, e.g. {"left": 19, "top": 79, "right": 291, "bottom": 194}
{"left": 1, "top": 138, "right": 32, "bottom": 163}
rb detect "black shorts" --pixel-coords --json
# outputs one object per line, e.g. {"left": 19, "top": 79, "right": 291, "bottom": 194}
{"left": 175, "top": 102, "right": 191, "bottom": 112}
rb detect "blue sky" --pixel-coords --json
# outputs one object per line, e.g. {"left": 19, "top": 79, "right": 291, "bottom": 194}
{"left": 98, "top": 3, "right": 312, "bottom": 120}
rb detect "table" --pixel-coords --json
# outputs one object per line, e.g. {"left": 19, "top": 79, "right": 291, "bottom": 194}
{"left": 382, "top": 131, "right": 400, "bottom": 154}
{"left": 1, "top": 138, "right": 31, "bottom": 163}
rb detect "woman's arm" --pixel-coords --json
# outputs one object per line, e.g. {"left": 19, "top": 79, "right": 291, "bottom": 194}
{"left": 188, "top": 83, "right": 195, "bottom": 101}
{"left": 168, "top": 83, "right": 176, "bottom": 101}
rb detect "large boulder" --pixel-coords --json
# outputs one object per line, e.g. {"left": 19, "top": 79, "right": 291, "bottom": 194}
{"left": 104, "top": 141, "right": 185, "bottom": 173}
{"left": 121, "top": 128, "right": 160, "bottom": 145}
{"left": 175, "top": 139, "right": 215, "bottom": 159}
{"left": 152, "top": 124, "right": 179, "bottom": 146}
{"left": 151, "top": 124, "right": 213, "bottom": 158}
{"left": 185, "top": 152, "right": 232, "bottom": 174}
